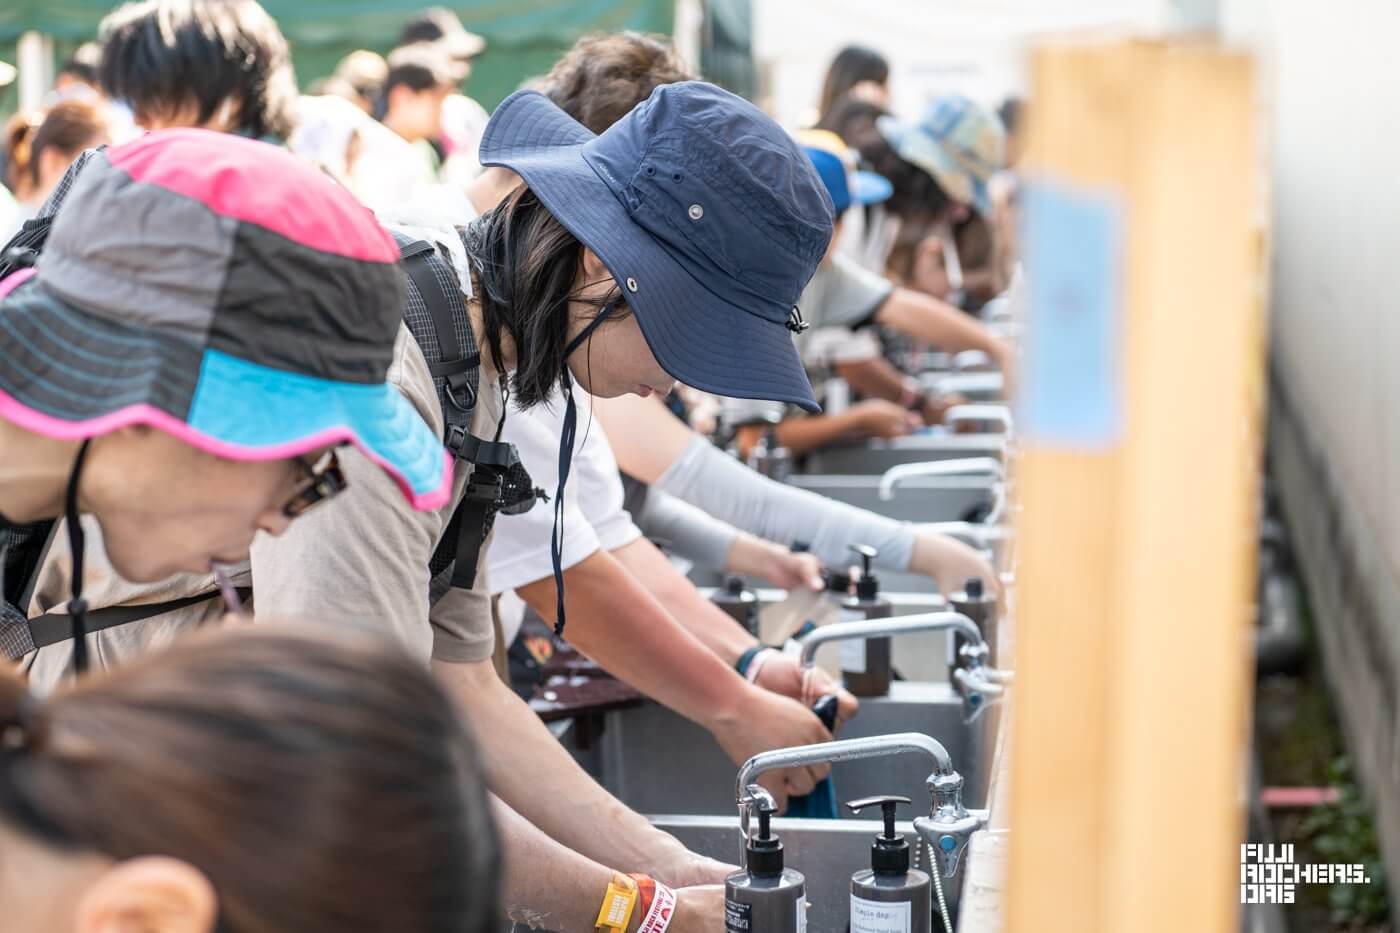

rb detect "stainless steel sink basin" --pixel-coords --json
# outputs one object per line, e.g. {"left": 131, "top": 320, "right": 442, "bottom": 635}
{"left": 802, "top": 435, "right": 1004, "bottom": 475}
{"left": 652, "top": 814, "right": 970, "bottom": 933}
{"left": 592, "top": 683, "right": 995, "bottom": 817}
{"left": 785, "top": 474, "right": 994, "bottom": 523}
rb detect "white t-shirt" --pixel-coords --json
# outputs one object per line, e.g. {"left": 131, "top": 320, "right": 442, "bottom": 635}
{"left": 488, "top": 384, "right": 643, "bottom": 643}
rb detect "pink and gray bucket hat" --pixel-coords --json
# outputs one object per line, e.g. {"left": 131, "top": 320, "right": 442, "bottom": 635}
{"left": 0, "top": 128, "right": 451, "bottom": 510}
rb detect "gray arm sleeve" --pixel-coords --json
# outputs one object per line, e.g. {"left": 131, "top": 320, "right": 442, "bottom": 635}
{"left": 636, "top": 488, "right": 739, "bottom": 573}
{"left": 652, "top": 435, "right": 917, "bottom": 572}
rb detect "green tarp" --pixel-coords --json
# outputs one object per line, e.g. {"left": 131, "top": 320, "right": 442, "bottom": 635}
{"left": 0, "top": 0, "right": 673, "bottom": 117}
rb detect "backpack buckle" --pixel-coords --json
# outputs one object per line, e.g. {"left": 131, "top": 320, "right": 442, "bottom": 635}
{"left": 464, "top": 467, "right": 503, "bottom": 504}
{"left": 445, "top": 424, "right": 471, "bottom": 459}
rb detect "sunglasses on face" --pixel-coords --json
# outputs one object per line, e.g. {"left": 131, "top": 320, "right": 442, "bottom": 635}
{"left": 282, "top": 449, "right": 349, "bottom": 518}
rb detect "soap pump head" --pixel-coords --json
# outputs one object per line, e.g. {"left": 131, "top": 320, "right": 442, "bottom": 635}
{"left": 964, "top": 576, "right": 984, "bottom": 599}
{"left": 744, "top": 785, "right": 785, "bottom": 877}
{"left": 846, "top": 794, "right": 910, "bottom": 875}
{"left": 850, "top": 544, "right": 880, "bottom": 599}
{"left": 723, "top": 574, "right": 747, "bottom": 596}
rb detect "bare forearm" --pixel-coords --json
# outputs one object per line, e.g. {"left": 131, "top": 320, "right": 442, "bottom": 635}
{"left": 436, "top": 659, "right": 688, "bottom": 876}
{"left": 592, "top": 393, "right": 696, "bottom": 484}
{"left": 516, "top": 550, "right": 747, "bottom": 726}
{"left": 493, "top": 795, "right": 617, "bottom": 933}
{"left": 835, "top": 357, "right": 906, "bottom": 403}
{"left": 877, "top": 287, "right": 1008, "bottom": 359}
{"left": 611, "top": 537, "right": 755, "bottom": 665}
{"left": 737, "top": 413, "right": 867, "bottom": 457}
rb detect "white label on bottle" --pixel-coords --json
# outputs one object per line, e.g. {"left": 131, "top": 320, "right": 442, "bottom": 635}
{"left": 724, "top": 899, "right": 751, "bottom": 933}
{"left": 797, "top": 896, "right": 807, "bottom": 933}
{"left": 839, "top": 608, "right": 867, "bottom": 674}
{"left": 851, "top": 895, "right": 912, "bottom": 933}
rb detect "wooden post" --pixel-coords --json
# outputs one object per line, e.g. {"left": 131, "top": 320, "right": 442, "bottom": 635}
{"left": 1005, "top": 40, "right": 1263, "bottom": 933}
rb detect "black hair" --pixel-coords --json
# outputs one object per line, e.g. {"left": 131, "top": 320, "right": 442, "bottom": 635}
{"left": 375, "top": 44, "right": 457, "bottom": 120}
{"left": 817, "top": 45, "right": 890, "bottom": 124}
{"left": 462, "top": 186, "right": 628, "bottom": 409}
{"left": 384, "top": 63, "right": 443, "bottom": 97}
{"left": 400, "top": 7, "right": 453, "bottom": 45}
{"left": 998, "top": 97, "right": 1022, "bottom": 136}
{"left": 97, "top": 0, "right": 297, "bottom": 141}
{"left": 58, "top": 42, "right": 103, "bottom": 86}
{"left": 818, "top": 97, "right": 952, "bottom": 224}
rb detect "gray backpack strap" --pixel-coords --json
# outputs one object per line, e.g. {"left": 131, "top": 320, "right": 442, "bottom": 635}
{"left": 397, "top": 238, "right": 480, "bottom": 415}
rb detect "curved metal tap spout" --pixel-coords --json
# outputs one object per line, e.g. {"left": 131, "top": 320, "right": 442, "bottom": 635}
{"left": 734, "top": 733, "right": 956, "bottom": 856}
{"left": 797, "top": 612, "right": 985, "bottom": 670}
{"left": 877, "top": 457, "right": 1005, "bottom": 502}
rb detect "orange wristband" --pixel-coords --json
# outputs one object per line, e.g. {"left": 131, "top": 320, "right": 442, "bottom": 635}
{"left": 628, "top": 873, "right": 657, "bottom": 919}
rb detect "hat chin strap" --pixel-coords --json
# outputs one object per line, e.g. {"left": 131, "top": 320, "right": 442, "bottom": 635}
{"left": 549, "top": 300, "right": 619, "bottom": 637}
{"left": 63, "top": 440, "right": 92, "bottom": 675}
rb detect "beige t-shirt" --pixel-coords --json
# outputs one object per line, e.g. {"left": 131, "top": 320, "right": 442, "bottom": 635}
{"left": 24, "top": 322, "right": 503, "bottom": 692}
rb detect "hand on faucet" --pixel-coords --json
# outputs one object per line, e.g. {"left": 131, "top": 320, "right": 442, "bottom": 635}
{"left": 751, "top": 652, "right": 860, "bottom": 727}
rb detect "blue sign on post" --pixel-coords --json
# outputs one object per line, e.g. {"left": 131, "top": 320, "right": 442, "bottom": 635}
{"left": 1016, "top": 178, "right": 1126, "bottom": 450}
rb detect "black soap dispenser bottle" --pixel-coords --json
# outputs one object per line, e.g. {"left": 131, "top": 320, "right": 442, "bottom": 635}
{"left": 726, "top": 787, "right": 807, "bottom": 933}
{"left": 847, "top": 795, "right": 931, "bottom": 933}
{"left": 841, "top": 544, "right": 894, "bottom": 697}
{"left": 947, "top": 576, "right": 998, "bottom": 677}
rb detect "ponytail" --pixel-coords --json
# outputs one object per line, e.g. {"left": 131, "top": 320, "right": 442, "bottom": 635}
{"left": 4, "top": 111, "right": 41, "bottom": 199}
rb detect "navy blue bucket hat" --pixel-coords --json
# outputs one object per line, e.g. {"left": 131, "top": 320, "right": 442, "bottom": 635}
{"left": 479, "top": 80, "right": 834, "bottom": 412}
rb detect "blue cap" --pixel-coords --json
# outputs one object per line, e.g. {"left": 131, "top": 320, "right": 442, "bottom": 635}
{"left": 479, "top": 81, "right": 833, "bottom": 412}
{"left": 803, "top": 146, "right": 893, "bottom": 215}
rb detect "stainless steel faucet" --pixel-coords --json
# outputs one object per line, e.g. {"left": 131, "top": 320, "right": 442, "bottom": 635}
{"left": 733, "top": 733, "right": 987, "bottom": 877}
{"left": 797, "top": 612, "right": 985, "bottom": 670}
{"left": 879, "top": 455, "right": 1014, "bottom": 528}
{"left": 796, "top": 612, "right": 1013, "bottom": 721}
{"left": 877, "top": 456, "right": 1004, "bottom": 501}
{"left": 914, "top": 768, "right": 988, "bottom": 877}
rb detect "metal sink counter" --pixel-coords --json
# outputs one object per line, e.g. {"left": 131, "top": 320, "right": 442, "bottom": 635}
{"left": 593, "top": 683, "right": 996, "bottom": 817}
{"left": 802, "top": 435, "right": 1005, "bottom": 476}
{"left": 785, "top": 474, "right": 994, "bottom": 524}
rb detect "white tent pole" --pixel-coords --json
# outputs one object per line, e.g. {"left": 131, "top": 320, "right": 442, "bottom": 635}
{"left": 17, "top": 31, "right": 54, "bottom": 112}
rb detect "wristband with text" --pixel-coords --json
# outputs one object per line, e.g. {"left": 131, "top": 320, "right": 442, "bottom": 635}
{"left": 635, "top": 879, "right": 677, "bottom": 933}
{"left": 594, "top": 872, "right": 639, "bottom": 933}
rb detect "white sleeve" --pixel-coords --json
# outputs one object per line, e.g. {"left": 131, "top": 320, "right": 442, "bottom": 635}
{"left": 572, "top": 400, "right": 642, "bottom": 553}
{"left": 486, "top": 386, "right": 640, "bottom": 594}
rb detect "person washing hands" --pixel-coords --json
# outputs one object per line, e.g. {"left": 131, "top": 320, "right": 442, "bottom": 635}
{"left": 487, "top": 378, "right": 859, "bottom": 812}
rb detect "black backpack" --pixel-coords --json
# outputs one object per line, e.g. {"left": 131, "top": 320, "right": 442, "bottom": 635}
{"left": 0, "top": 155, "right": 541, "bottom": 657}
